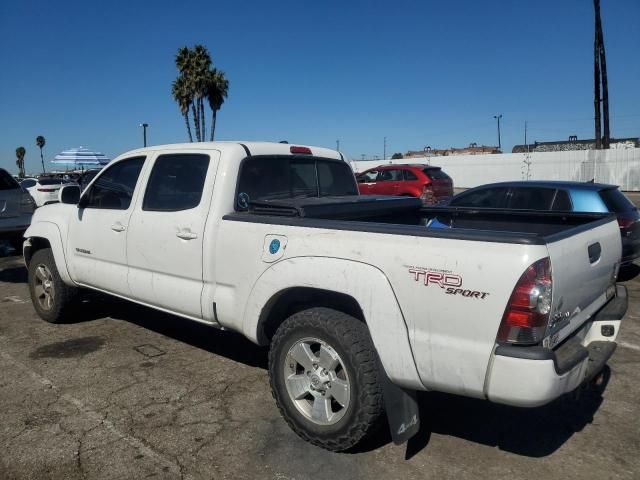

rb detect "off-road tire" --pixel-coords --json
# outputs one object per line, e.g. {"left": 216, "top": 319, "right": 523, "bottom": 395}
{"left": 28, "top": 248, "right": 78, "bottom": 323}
{"left": 269, "top": 307, "right": 384, "bottom": 451}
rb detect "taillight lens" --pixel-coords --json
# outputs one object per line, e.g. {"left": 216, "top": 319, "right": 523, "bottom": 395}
{"left": 420, "top": 185, "right": 436, "bottom": 205}
{"left": 497, "top": 257, "right": 552, "bottom": 345}
{"left": 37, "top": 188, "right": 56, "bottom": 192}
{"left": 617, "top": 216, "right": 635, "bottom": 229}
{"left": 20, "top": 192, "right": 35, "bottom": 213}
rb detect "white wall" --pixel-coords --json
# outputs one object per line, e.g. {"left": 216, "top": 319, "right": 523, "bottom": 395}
{"left": 349, "top": 147, "right": 640, "bottom": 191}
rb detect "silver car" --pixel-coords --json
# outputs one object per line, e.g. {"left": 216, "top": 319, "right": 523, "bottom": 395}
{"left": 0, "top": 168, "right": 35, "bottom": 251}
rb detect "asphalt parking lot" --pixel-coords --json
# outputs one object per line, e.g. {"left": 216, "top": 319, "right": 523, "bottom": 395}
{"left": 0, "top": 247, "right": 639, "bottom": 479}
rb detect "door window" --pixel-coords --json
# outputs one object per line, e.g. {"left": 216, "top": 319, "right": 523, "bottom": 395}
{"left": 20, "top": 179, "right": 37, "bottom": 188}
{"left": 507, "top": 187, "right": 555, "bottom": 210}
{"left": 450, "top": 187, "right": 508, "bottom": 208}
{"left": 84, "top": 157, "right": 145, "bottom": 210}
{"left": 143, "top": 154, "right": 210, "bottom": 211}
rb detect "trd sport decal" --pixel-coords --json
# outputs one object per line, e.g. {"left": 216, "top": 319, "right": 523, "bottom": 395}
{"left": 409, "top": 268, "right": 490, "bottom": 299}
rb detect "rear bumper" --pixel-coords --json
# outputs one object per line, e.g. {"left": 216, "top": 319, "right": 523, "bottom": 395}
{"left": 485, "top": 285, "right": 626, "bottom": 407}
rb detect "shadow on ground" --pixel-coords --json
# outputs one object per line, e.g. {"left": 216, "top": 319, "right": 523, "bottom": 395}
{"left": 619, "top": 264, "right": 640, "bottom": 282}
{"left": 7, "top": 265, "right": 609, "bottom": 460}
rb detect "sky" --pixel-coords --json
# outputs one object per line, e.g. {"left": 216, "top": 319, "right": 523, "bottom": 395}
{"left": 1, "top": 0, "right": 639, "bottom": 173}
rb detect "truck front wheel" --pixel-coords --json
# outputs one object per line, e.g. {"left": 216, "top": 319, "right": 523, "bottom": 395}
{"left": 268, "top": 307, "right": 384, "bottom": 451}
{"left": 28, "top": 248, "right": 77, "bottom": 323}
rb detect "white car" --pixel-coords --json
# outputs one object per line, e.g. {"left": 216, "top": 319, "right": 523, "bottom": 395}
{"left": 20, "top": 177, "right": 70, "bottom": 207}
{"left": 23, "top": 142, "right": 627, "bottom": 451}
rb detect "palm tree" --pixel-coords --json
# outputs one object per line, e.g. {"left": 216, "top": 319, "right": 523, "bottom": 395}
{"left": 172, "top": 77, "right": 193, "bottom": 142}
{"left": 207, "top": 69, "right": 229, "bottom": 141}
{"left": 15, "top": 146, "right": 26, "bottom": 178}
{"left": 36, "top": 135, "right": 46, "bottom": 173}
{"left": 172, "top": 44, "right": 229, "bottom": 142}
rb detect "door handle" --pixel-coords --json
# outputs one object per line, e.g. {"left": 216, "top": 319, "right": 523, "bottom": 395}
{"left": 111, "top": 223, "right": 126, "bottom": 232}
{"left": 588, "top": 242, "right": 602, "bottom": 264}
{"left": 176, "top": 229, "right": 198, "bottom": 240}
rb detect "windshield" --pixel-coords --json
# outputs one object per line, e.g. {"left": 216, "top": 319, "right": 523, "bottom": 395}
{"left": 237, "top": 156, "right": 358, "bottom": 205}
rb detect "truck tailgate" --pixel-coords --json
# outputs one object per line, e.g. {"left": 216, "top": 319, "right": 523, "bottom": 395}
{"left": 545, "top": 216, "right": 621, "bottom": 346}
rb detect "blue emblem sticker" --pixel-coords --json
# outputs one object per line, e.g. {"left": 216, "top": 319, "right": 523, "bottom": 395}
{"left": 269, "top": 239, "right": 281, "bottom": 255}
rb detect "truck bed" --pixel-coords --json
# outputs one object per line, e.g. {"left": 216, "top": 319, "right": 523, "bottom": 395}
{"left": 230, "top": 195, "right": 615, "bottom": 245}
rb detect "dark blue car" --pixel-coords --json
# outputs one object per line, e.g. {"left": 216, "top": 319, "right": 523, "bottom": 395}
{"left": 448, "top": 181, "right": 640, "bottom": 268}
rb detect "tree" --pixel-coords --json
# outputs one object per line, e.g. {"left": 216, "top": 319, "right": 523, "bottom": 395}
{"left": 15, "top": 147, "right": 26, "bottom": 178}
{"left": 172, "top": 45, "right": 230, "bottom": 142}
{"left": 207, "top": 69, "right": 229, "bottom": 141}
{"left": 36, "top": 135, "right": 46, "bottom": 173}
{"left": 172, "top": 76, "right": 193, "bottom": 142}
{"left": 391, "top": 152, "right": 403, "bottom": 159}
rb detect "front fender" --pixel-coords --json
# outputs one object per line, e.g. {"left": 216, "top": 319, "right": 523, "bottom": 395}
{"left": 244, "top": 256, "right": 424, "bottom": 390}
{"left": 24, "top": 221, "right": 74, "bottom": 286}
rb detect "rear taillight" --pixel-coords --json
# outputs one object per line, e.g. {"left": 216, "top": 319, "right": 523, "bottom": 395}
{"left": 617, "top": 217, "right": 635, "bottom": 229}
{"left": 37, "top": 188, "right": 55, "bottom": 192}
{"left": 497, "top": 257, "right": 552, "bottom": 345}
{"left": 420, "top": 185, "right": 436, "bottom": 205}
{"left": 290, "top": 146, "right": 312, "bottom": 154}
{"left": 20, "top": 192, "right": 35, "bottom": 213}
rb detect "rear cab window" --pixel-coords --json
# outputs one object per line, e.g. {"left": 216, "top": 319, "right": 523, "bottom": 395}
{"left": 143, "top": 154, "right": 210, "bottom": 211}
{"left": 237, "top": 156, "right": 357, "bottom": 207}
{"left": 0, "top": 170, "right": 20, "bottom": 190}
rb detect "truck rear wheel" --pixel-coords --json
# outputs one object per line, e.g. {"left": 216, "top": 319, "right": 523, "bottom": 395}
{"left": 28, "top": 248, "right": 77, "bottom": 323}
{"left": 268, "top": 307, "right": 384, "bottom": 451}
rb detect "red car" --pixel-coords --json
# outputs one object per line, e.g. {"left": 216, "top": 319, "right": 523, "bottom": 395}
{"left": 356, "top": 164, "right": 454, "bottom": 204}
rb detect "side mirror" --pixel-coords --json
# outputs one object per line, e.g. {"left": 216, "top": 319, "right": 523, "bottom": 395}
{"left": 59, "top": 184, "right": 81, "bottom": 205}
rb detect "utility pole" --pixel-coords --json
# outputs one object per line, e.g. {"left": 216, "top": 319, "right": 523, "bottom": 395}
{"left": 593, "top": 0, "right": 610, "bottom": 149}
{"left": 524, "top": 121, "right": 528, "bottom": 152}
{"left": 139, "top": 123, "right": 149, "bottom": 147}
{"left": 336, "top": 139, "right": 340, "bottom": 151}
{"left": 493, "top": 115, "right": 502, "bottom": 152}
{"left": 383, "top": 137, "right": 387, "bottom": 160}
{"left": 361, "top": 154, "right": 365, "bottom": 161}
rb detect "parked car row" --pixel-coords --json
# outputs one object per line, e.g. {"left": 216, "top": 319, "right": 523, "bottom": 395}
{"left": 447, "top": 181, "right": 640, "bottom": 268}
{"left": 0, "top": 168, "right": 36, "bottom": 250}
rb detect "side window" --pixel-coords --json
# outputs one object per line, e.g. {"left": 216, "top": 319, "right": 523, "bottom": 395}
{"left": 404, "top": 170, "right": 418, "bottom": 181}
{"left": 84, "top": 157, "right": 145, "bottom": 210}
{"left": 378, "top": 169, "right": 403, "bottom": 181}
{"left": 551, "top": 190, "right": 572, "bottom": 211}
{"left": 143, "top": 154, "right": 210, "bottom": 211}
{"left": 507, "top": 187, "right": 555, "bottom": 210}
{"left": 450, "top": 187, "right": 508, "bottom": 208}
{"left": 358, "top": 170, "right": 378, "bottom": 183}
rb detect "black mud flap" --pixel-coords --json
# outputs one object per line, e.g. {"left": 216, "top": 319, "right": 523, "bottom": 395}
{"left": 380, "top": 367, "right": 420, "bottom": 445}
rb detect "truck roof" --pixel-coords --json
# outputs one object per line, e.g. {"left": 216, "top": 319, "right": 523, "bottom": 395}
{"left": 119, "top": 141, "right": 344, "bottom": 162}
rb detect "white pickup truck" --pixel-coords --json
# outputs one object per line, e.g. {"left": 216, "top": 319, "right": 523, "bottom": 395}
{"left": 23, "top": 142, "right": 627, "bottom": 451}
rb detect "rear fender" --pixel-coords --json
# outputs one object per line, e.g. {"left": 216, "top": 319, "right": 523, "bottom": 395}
{"left": 244, "top": 256, "right": 424, "bottom": 390}
{"left": 24, "top": 221, "right": 74, "bottom": 285}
